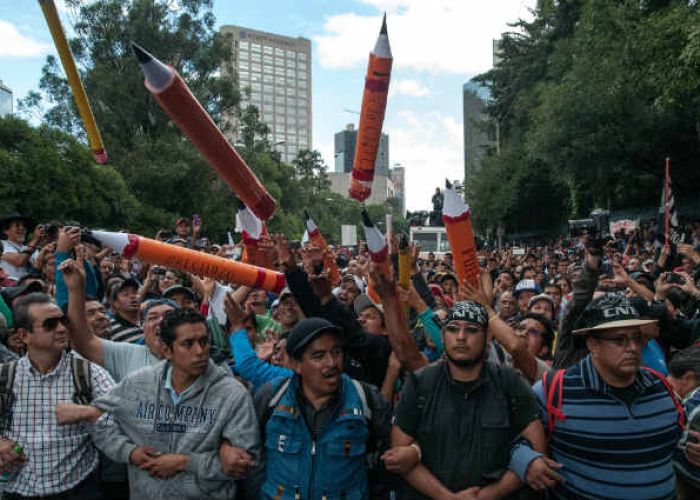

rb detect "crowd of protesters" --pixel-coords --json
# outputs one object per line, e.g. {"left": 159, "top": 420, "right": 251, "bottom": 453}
{"left": 1, "top": 210, "right": 700, "bottom": 499}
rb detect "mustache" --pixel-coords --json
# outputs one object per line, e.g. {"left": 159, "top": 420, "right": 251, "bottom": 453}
{"left": 322, "top": 368, "right": 340, "bottom": 378}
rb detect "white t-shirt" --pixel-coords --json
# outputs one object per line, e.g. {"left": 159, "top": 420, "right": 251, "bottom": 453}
{"left": 1, "top": 240, "right": 38, "bottom": 281}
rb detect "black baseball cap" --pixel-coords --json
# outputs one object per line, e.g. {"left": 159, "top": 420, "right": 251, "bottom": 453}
{"left": 163, "top": 285, "right": 196, "bottom": 302}
{"left": 110, "top": 277, "right": 140, "bottom": 300}
{"left": 286, "top": 318, "right": 341, "bottom": 357}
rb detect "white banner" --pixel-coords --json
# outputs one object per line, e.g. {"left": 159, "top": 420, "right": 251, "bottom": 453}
{"left": 341, "top": 225, "right": 357, "bottom": 247}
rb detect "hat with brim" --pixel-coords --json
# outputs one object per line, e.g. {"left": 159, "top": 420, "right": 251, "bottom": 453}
{"left": 572, "top": 318, "right": 657, "bottom": 335}
{"left": 0, "top": 213, "right": 37, "bottom": 239}
{"left": 354, "top": 293, "right": 384, "bottom": 316}
{"left": 572, "top": 292, "right": 657, "bottom": 335}
{"left": 110, "top": 277, "right": 141, "bottom": 300}
{"left": 163, "top": 285, "right": 196, "bottom": 302}
{"left": 286, "top": 317, "right": 341, "bottom": 357}
{"left": 1, "top": 280, "right": 43, "bottom": 306}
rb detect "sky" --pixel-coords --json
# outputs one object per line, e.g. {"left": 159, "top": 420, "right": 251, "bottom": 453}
{"left": 0, "top": 0, "right": 535, "bottom": 212}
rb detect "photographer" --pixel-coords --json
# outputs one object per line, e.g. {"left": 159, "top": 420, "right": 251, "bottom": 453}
{"left": 54, "top": 227, "right": 102, "bottom": 311}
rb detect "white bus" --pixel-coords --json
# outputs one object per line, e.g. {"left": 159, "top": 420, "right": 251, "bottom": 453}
{"left": 409, "top": 226, "right": 450, "bottom": 259}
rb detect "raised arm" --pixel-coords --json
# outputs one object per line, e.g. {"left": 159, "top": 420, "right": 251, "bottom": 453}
{"left": 460, "top": 273, "right": 539, "bottom": 382}
{"left": 370, "top": 262, "right": 427, "bottom": 372}
{"left": 60, "top": 258, "right": 105, "bottom": 365}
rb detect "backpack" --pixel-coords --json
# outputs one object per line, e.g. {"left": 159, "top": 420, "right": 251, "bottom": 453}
{"left": 541, "top": 366, "right": 686, "bottom": 437}
{"left": 0, "top": 356, "right": 93, "bottom": 432}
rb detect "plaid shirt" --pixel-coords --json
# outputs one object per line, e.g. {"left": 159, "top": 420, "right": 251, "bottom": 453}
{"left": 2, "top": 351, "right": 115, "bottom": 496}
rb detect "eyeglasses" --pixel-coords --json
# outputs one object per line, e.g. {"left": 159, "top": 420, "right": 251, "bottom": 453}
{"left": 515, "top": 325, "right": 544, "bottom": 337}
{"left": 593, "top": 333, "right": 645, "bottom": 348}
{"left": 444, "top": 324, "right": 484, "bottom": 336}
{"left": 37, "top": 315, "right": 69, "bottom": 331}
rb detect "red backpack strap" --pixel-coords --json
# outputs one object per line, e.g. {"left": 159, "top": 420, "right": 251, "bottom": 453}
{"left": 542, "top": 369, "right": 567, "bottom": 434}
{"left": 642, "top": 367, "right": 686, "bottom": 428}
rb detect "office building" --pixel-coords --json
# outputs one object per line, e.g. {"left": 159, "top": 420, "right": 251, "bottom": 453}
{"left": 334, "top": 123, "right": 389, "bottom": 176}
{"left": 493, "top": 38, "right": 503, "bottom": 67}
{"left": 0, "top": 80, "right": 12, "bottom": 117}
{"left": 462, "top": 79, "right": 492, "bottom": 181}
{"left": 327, "top": 171, "right": 395, "bottom": 206}
{"left": 220, "top": 25, "right": 312, "bottom": 163}
{"left": 390, "top": 165, "right": 405, "bottom": 215}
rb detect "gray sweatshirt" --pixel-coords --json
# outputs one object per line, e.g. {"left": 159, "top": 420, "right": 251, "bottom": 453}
{"left": 90, "top": 359, "right": 260, "bottom": 499}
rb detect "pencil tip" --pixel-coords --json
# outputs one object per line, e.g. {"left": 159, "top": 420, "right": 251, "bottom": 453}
{"left": 131, "top": 43, "right": 152, "bottom": 64}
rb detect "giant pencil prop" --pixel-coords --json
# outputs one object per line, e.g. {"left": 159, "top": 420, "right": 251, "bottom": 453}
{"left": 348, "top": 15, "right": 393, "bottom": 202}
{"left": 442, "top": 181, "right": 479, "bottom": 288}
{"left": 305, "top": 211, "right": 341, "bottom": 285}
{"left": 38, "top": 0, "right": 107, "bottom": 164}
{"left": 91, "top": 230, "right": 285, "bottom": 293}
{"left": 132, "top": 43, "right": 276, "bottom": 220}
{"left": 361, "top": 209, "right": 390, "bottom": 304}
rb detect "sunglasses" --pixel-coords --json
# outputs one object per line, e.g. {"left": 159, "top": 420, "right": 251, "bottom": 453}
{"left": 38, "top": 315, "right": 69, "bottom": 331}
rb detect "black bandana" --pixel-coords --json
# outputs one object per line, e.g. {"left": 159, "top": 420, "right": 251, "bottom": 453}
{"left": 445, "top": 301, "right": 488, "bottom": 329}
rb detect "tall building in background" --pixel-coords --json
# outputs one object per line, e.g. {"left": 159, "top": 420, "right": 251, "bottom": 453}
{"left": 462, "top": 80, "right": 491, "bottom": 181}
{"left": 493, "top": 38, "right": 503, "bottom": 66}
{"left": 390, "top": 165, "right": 405, "bottom": 215}
{"left": 334, "top": 123, "right": 389, "bottom": 175}
{"left": 220, "top": 25, "right": 312, "bottom": 163}
{"left": 0, "top": 80, "right": 12, "bottom": 117}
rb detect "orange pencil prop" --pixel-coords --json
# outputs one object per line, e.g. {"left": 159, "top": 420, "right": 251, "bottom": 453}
{"left": 442, "top": 181, "right": 479, "bottom": 288}
{"left": 348, "top": 15, "right": 393, "bottom": 202}
{"left": 361, "top": 209, "right": 389, "bottom": 304}
{"left": 38, "top": 0, "right": 107, "bottom": 164}
{"left": 304, "top": 211, "right": 340, "bottom": 285}
{"left": 91, "top": 230, "right": 285, "bottom": 293}
{"left": 132, "top": 43, "right": 276, "bottom": 220}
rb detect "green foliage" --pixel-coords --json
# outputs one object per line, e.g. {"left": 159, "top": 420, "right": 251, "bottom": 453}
{"left": 472, "top": 0, "right": 700, "bottom": 234}
{"left": 7, "top": 0, "right": 406, "bottom": 244}
{"left": 0, "top": 115, "right": 139, "bottom": 228}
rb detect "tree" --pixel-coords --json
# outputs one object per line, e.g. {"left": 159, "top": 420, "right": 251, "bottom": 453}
{"left": 19, "top": 0, "right": 240, "bottom": 238}
{"left": 11, "top": 0, "right": 407, "bottom": 244}
{"left": 0, "top": 116, "right": 139, "bottom": 229}
{"left": 470, "top": 0, "right": 700, "bottom": 234}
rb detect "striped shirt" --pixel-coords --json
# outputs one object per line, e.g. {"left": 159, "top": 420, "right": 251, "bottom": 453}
{"left": 532, "top": 355, "right": 681, "bottom": 500}
{"left": 2, "top": 352, "right": 115, "bottom": 496}
{"left": 109, "top": 314, "right": 143, "bottom": 343}
{"left": 673, "top": 386, "right": 700, "bottom": 487}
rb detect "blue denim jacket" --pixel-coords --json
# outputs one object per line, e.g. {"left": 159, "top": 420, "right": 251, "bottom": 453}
{"left": 262, "top": 374, "right": 369, "bottom": 500}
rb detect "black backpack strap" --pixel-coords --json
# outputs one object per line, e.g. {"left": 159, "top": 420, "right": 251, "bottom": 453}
{"left": 0, "top": 362, "right": 17, "bottom": 432}
{"left": 71, "top": 356, "right": 93, "bottom": 405}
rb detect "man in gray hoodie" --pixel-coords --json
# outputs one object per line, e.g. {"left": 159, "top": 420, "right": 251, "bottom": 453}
{"left": 65, "top": 308, "right": 260, "bottom": 499}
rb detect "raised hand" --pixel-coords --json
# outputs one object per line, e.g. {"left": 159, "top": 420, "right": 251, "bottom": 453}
{"left": 56, "top": 226, "right": 81, "bottom": 253}
{"left": 224, "top": 292, "right": 254, "bottom": 332}
{"left": 59, "top": 258, "right": 86, "bottom": 291}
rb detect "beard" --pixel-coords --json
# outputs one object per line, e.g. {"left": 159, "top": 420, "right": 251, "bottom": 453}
{"left": 445, "top": 337, "right": 488, "bottom": 368}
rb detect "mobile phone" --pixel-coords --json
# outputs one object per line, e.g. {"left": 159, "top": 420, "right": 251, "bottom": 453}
{"left": 193, "top": 214, "right": 201, "bottom": 226}
{"left": 666, "top": 272, "right": 686, "bottom": 285}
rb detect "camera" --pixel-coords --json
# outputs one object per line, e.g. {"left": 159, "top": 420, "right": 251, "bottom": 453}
{"left": 568, "top": 209, "right": 610, "bottom": 239}
{"left": 152, "top": 267, "right": 166, "bottom": 276}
